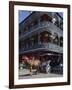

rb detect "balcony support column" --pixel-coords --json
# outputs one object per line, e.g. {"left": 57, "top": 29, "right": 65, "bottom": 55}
{"left": 38, "top": 33, "right": 41, "bottom": 44}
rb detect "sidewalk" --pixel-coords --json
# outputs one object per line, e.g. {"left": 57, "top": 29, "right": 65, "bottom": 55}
{"left": 19, "top": 69, "right": 63, "bottom": 79}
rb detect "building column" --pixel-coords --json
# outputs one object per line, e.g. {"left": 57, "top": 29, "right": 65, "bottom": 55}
{"left": 38, "top": 33, "right": 41, "bottom": 44}
{"left": 51, "top": 32, "right": 54, "bottom": 43}
{"left": 58, "top": 36, "right": 60, "bottom": 46}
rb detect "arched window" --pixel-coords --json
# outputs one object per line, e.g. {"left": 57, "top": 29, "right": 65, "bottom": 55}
{"left": 40, "top": 14, "right": 48, "bottom": 21}
{"left": 40, "top": 31, "right": 52, "bottom": 43}
{"left": 40, "top": 31, "right": 48, "bottom": 43}
{"left": 40, "top": 14, "right": 52, "bottom": 22}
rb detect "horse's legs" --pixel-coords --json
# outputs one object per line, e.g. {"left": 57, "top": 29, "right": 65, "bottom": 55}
{"left": 30, "top": 66, "right": 32, "bottom": 76}
{"left": 35, "top": 66, "right": 39, "bottom": 74}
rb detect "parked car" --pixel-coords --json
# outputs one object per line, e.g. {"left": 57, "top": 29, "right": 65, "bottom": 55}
{"left": 39, "top": 60, "right": 51, "bottom": 73}
{"left": 50, "top": 62, "right": 63, "bottom": 74}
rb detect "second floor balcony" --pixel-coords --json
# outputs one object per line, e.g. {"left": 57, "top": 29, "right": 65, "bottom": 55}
{"left": 19, "top": 43, "right": 63, "bottom": 55}
{"left": 19, "top": 21, "right": 63, "bottom": 40}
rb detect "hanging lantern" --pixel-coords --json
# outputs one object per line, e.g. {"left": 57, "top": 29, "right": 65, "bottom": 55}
{"left": 44, "top": 33, "right": 48, "bottom": 37}
{"left": 52, "top": 18, "right": 56, "bottom": 24}
{"left": 50, "top": 35, "right": 55, "bottom": 39}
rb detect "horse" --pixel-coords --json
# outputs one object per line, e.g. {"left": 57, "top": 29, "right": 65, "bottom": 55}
{"left": 22, "top": 56, "right": 41, "bottom": 76}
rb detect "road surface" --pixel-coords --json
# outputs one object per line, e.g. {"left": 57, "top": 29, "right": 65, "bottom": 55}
{"left": 19, "top": 69, "right": 63, "bottom": 79}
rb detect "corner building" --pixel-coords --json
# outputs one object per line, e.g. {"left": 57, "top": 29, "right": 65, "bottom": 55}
{"left": 19, "top": 11, "right": 63, "bottom": 63}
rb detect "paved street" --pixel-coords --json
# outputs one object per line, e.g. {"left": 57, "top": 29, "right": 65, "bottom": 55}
{"left": 19, "top": 69, "right": 63, "bottom": 79}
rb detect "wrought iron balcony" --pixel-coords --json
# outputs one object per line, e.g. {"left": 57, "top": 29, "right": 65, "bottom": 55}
{"left": 19, "top": 43, "right": 63, "bottom": 54}
{"left": 19, "top": 21, "right": 63, "bottom": 40}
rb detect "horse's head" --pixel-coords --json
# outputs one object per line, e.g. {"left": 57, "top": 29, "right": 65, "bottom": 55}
{"left": 21, "top": 55, "right": 30, "bottom": 64}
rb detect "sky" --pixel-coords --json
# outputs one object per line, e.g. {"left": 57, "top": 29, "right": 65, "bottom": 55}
{"left": 59, "top": 13, "right": 63, "bottom": 17}
{"left": 19, "top": 10, "right": 63, "bottom": 24}
{"left": 19, "top": 10, "right": 31, "bottom": 23}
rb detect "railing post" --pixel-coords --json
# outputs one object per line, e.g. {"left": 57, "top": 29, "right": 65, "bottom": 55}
{"left": 38, "top": 33, "right": 41, "bottom": 44}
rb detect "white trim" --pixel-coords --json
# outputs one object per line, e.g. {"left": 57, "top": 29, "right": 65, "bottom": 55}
{"left": 14, "top": 5, "right": 68, "bottom": 85}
